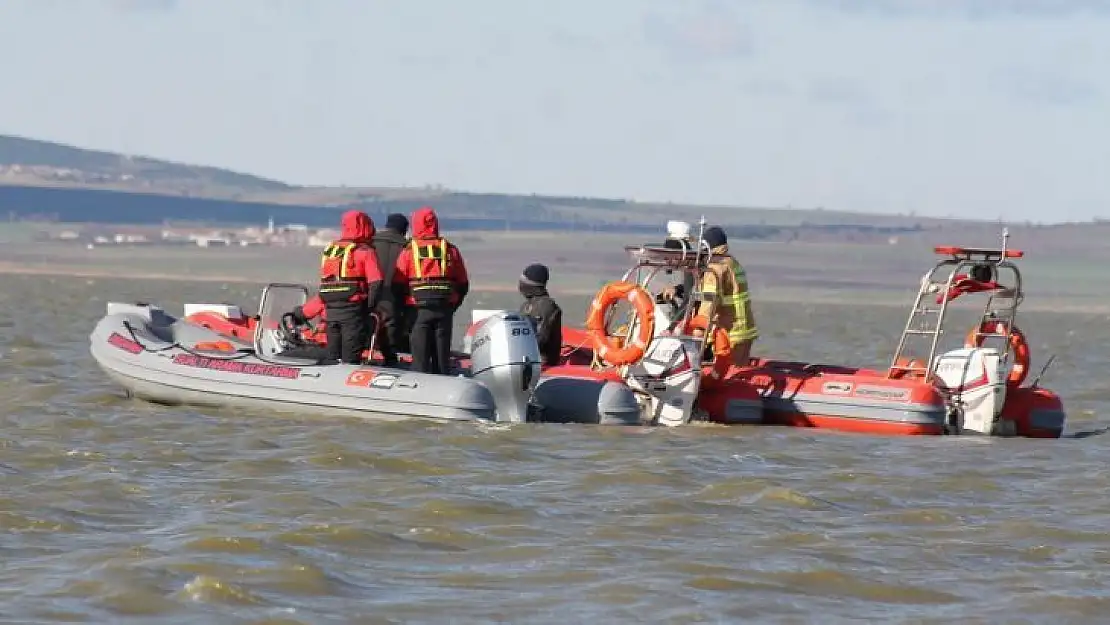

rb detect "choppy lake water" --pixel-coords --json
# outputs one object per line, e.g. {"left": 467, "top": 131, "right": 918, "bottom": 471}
{"left": 2, "top": 274, "right": 1109, "bottom": 624}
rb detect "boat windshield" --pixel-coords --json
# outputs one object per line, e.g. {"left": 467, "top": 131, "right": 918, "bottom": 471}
{"left": 254, "top": 283, "right": 309, "bottom": 359}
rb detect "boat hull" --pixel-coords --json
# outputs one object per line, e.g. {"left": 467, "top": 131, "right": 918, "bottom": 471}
{"left": 555, "top": 328, "right": 1066, "bottom": 437}
{"left": 185, "top": 311, "right": 1066, "bottom": 436}
{"left": 97, "top": 305, "right": 647, "bottom": 426}
{"left": 92, "top": 308, "right": 499, "bottom": 423}
{"left": 717, "top": 361, "right": 1064, "bottom": 438}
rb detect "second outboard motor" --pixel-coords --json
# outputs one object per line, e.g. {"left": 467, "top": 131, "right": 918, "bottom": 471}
{"left": 932, "top": 346, "right": 1009, "bottom": 435}
{"left": 469, "top": 311, "right": 543, "bottom": 423}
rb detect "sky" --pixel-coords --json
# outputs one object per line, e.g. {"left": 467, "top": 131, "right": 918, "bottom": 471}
{"left": 1, "top": 0, "right": 1108, "bottom": 223}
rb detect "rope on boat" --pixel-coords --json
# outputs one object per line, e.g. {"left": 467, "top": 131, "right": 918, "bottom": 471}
{"left": 558, "top": 333, "right": 604, "bottom": 371}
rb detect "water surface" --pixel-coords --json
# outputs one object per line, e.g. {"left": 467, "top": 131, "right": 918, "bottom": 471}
{"left": 2, "top": 274, "right": 1108, "bottom": 624}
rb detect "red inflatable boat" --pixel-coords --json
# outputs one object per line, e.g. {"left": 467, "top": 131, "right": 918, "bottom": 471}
{"left": 465, "top": 224, "right": 1066, "bottom": 437}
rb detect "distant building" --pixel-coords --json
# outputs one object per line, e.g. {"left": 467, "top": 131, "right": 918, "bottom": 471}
{"left": 40, "top": 220, "right": 352, "bottom": 250}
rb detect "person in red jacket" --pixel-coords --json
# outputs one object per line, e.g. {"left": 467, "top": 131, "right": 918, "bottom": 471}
{"left": 318, "top": 210, "right": 384, "bottom": 364}
{"left": 278, "top": 294, "right": 329, "bottom": 361}
{"left": 300, "top": 295, "right": 325, "bottom": 322}
{"left": 291, "top": 295, "right": 328, "bottom": 342}
{"left": 392, "top": 206, "right": 469, "bottom": 374}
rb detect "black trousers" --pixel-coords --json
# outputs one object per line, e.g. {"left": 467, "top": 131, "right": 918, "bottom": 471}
{"left": 410, "top": 306, "right": 453, "bottom": 374}
{"left": 279, "top": 344, "right": 330, "bottom": 362}
{"left": 374, "top": 299, "right": 404, "bottom": 364}
{"left": 325, "top": 301, "right": 369, "bottom": 364}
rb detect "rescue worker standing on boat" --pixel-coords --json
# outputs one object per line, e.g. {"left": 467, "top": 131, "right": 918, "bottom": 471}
{"left": 392, "top": 206, "right": 469, "bottom": 374}
{"left": 693, "top": 226, "right": 758, "bottom": 367}
{"left": 371, "top": 213, "right": 411, "bottom": 366}
{"left": 318, "top": 210, "right": 384, "bottom": 364}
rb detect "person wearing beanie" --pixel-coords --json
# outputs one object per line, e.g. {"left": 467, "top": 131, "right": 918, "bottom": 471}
{"left": 692, "top": 225, "right": 759, "bottom": 368}
{"left": 370, "top": 212, "right": 412, "bottom": 365}
{"left": 518, "top": 263, "right": 563, "bottom": 366}
{"left": 384, "top": 213, "right": 409, "bottom": 234}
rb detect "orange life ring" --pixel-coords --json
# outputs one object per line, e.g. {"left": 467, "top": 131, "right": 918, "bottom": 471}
{"left": 586, "top": 281, "right": 656, "bottom": 367}
{"left": 684, "top": 315, "right": 733, "bottom": 383}
{"left": 964, "top": 319, "right": 1030, "bottom": 388}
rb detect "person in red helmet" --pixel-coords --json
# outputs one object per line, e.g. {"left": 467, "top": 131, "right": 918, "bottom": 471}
{"left": 392, "top": 206, "right": 469, "bottom": 374}
{"left": 317, "top": 210, "right": 384, "bottom": 364}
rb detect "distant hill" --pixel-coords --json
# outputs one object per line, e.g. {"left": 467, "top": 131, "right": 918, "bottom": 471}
{"left": 0, "top": 133, "right": 1051, "bottom": 244}
{"left": 0, "top": 134, "right": 291, "bottom": 196}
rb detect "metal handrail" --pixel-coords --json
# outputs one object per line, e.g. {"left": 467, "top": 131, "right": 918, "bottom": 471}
{"left": 599, "top": 216, "right": 721, "bottom": 370}
{"left": 886, "top": 232, "right": 1024, "bottom": 384}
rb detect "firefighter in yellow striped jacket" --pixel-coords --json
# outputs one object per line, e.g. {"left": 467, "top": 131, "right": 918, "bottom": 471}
{"left": 693, "top": 226, "right": 758, "bottom": 367}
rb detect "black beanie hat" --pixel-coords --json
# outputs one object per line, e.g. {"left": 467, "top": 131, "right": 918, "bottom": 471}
{"left": 385, "top": 213, "right": 409, "bottom": 235}
{"left": 520, "top": 263, "right": 550, "bottom": 286}
{"left": 703, "top": 226, "right": 727, "bottom": 249}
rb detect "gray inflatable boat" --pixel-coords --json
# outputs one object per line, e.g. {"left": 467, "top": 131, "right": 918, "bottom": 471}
{"left": 89, "top": 283, "right": 644, "bottom": 425}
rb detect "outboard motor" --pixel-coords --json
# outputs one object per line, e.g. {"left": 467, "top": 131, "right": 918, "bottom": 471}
{"left": 468, "top": 311, "right": 544, "bottom": 423}
{"left": 623, "top": 334, "right": 705, "bottom": 427}
{"left": 932, "top": 346, "right": 1009, "bottom": 435}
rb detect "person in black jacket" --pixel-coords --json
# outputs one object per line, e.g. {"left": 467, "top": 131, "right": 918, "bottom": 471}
{"left": 518, "top": 263, "right": 563, "bottom": 366}
{"left": 371, "top": 213, "right": 410, "bottom": 365}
